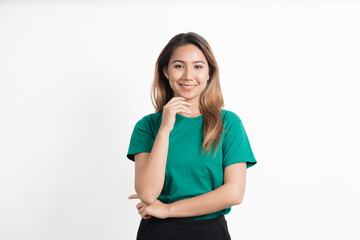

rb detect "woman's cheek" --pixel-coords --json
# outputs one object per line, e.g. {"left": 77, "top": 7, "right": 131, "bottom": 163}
{"left": 198, "top": 72, "right": 209, "bottom": 80}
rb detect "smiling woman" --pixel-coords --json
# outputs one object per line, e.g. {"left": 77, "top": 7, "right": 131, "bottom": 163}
{"left": 126, "top": 32, "right": 257, "bottom": 240}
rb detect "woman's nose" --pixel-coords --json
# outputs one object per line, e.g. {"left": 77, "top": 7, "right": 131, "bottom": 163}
{"left": 183, "top": 67, "right": 194, "bottom": 80}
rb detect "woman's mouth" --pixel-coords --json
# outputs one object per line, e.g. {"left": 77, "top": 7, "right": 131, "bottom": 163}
{"left": 179, "top": 84, "right": 196, "bottom": 91}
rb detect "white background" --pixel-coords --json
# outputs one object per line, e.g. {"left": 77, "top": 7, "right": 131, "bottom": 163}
{"left": 1, "top": 0, "right": 359, "bottom": 239}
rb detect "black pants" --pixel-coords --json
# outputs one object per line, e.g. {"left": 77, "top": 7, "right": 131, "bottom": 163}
{"left": 136, "top": 215, "right": 231, "bottom": 240}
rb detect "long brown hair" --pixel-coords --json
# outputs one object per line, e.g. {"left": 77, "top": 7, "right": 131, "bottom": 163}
{"left": 151, "top": 32, "right": 225, "bottom": 156}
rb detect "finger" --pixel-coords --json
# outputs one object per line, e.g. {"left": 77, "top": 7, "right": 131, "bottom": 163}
{"left": 128, "top": 194, "right": 139, "bottom": 199}
{"left": 138, "top": 205, "right": 145, "bottom": 215}
{"left": 167, "top": 100, "right": 191, "bottom": 108}
{"left": 136, "top": 202, "right": 143, "bottom": 210}
{"left": 172, "top": 97, "right": 186, "bottom": 101}
{"left": 139, "top": 207, "right": 152, "bottom": 219}
{"left": 139, "top": 207, "right": 147, "bottom": 218}
{"left": 181, "top": 105, "right": 191, "bottom": 113}
{"left": 173, "top": 105, "right": 191, "bottom": 113}
{"left": 166, "top": 97, "right": 187, "bottom": 107}
{"left": 141, "top": 210, "right": 147, "bottom": 219}
{"left": 143, "top": 212, "right": 152, "bottom": 220}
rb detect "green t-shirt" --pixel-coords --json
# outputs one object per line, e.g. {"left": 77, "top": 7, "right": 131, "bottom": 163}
{"left": 126, "top": 109, "right": 257, "bottom": 220}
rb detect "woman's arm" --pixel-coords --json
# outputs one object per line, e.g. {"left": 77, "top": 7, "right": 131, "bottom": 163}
{"left": 167, "top": 162, "right": 247, "bottom": 218}
{"left": 134, "top": 128, "right": 171, "bottom": 205}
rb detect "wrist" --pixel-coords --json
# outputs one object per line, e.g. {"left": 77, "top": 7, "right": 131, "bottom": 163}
{"left": 159, "top": 127, "right": 171, "bottom": 135}
{"left": 165, "top": 203, "right": 173, "bottom": 218}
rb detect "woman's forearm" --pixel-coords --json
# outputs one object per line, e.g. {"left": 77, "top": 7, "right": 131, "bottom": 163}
{"left": 167, "top": 184, "right": 241, "bottom": 218}
{"left": 135, "top": 128, "right": 170, "bottom": 205}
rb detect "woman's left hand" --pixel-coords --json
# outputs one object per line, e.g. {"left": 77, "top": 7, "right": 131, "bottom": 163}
{"left": 128, "top": 194, "right": 171, "bottom": 219}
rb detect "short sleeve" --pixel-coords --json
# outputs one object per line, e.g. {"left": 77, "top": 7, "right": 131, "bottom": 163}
{"left": 222, "top": 113, "right": 257, "bottom": 169}
{"left": 126, "top": 116, "right": 155, "bottom": 162}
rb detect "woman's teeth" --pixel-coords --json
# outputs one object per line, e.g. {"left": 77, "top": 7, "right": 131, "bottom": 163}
{"left": 180, "top": 84, "right": 196, "bottom": 89}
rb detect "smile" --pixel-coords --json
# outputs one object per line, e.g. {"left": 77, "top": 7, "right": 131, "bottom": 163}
{"left": 179, "top": 84, "right": 196, "bottom": 91}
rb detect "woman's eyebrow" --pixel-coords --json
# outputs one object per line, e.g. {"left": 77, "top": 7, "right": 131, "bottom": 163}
{"left": 172, "top": 60, "right": 205, "bottom": 64}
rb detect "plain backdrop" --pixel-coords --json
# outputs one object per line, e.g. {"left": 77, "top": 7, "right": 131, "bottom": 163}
{"left": 0, "top": 0, "right": 359, "bottom": 239}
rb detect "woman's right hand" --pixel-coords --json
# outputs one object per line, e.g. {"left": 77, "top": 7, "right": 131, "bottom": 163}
{"left": 159, "top": 97, "right": 192, "bottom": 133}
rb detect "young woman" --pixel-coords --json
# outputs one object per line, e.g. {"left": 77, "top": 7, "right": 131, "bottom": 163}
{"left": 126, "top": 32, "right": 257, "bottom": 240}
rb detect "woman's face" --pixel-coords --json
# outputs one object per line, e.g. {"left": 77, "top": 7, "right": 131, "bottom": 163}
{"left": 163, "top": 44, "right": 210, "bottom": 101}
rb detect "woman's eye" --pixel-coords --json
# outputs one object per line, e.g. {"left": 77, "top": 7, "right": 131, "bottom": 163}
{"left": 174, "top": 65, "right": 183, "bottom": 68}
{"left": 195, "top": 65, "right": 203, "bottom": 69}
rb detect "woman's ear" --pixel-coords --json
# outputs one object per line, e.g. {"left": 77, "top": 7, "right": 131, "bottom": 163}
{"left": 163, "top": 67, "right": 169, "bottom": 79}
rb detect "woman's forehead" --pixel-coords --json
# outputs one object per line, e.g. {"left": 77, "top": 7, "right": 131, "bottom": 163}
{"left": 170, "top": 44, "right": 207, "bottom": 62}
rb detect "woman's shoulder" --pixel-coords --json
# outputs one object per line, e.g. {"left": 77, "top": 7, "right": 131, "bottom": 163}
{"left": 144, "top": 111, "right": 162, "bottom": 121}
{"left": 221, "top": 109, "right": 242, "bottom": 123}
{"left": 136, "top": 111, "right": 162, "bottom": 126}
{"left": 220, "top": 109, "right": 246, "bottom": 135}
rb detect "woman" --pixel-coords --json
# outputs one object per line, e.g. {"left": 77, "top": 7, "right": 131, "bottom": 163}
{"left": 126, "top": 32, "right": 257, "bottom": 240}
